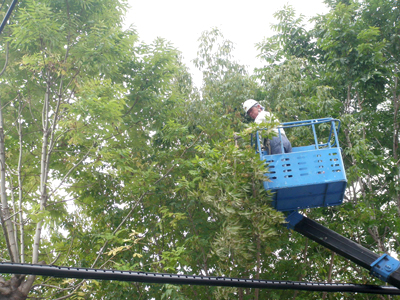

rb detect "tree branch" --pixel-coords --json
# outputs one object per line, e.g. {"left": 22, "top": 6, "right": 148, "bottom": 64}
{"left": 48, "top": 143, "right": 96, "bottom": 198}
{"left": 3, "top": 209, "right": 22, "bottom": 222}
{"left": 0, "top": 42, "right": 9, "bottom": 77}
{"left": 32, "top": 284, "right": 73, "bottom": 291}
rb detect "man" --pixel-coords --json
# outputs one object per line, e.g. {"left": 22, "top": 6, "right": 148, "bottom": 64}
{"left": 243, "top": 99, "right": 292, "bottom": 154}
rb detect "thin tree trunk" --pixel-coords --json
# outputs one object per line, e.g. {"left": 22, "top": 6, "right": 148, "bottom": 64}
{"left": 27, "top": 74, "right": 54, "bottom": 298}
{"left": 238, "top": 288, "right": 243, "bottom": 300}
{"left": 254, "top": 236, "right": 261, "bottom": 300}
{"left": 292, "top": 239, "right": 308, "bottom": 300}
{"left": 17, "top": 100, "right": 25, "bottom": 263}
{"left": 392, "top": 75, "right": 400, "bottom": 217}
{"left": 322, "top": 251, "right": 335, "bottom": 299}
{"left": 393, "top": 75, "right": 399, "bottom": 162}
{"left": 355, "top": 90, "right": 365, "bottom": 140}
{"left": 33, "top": 73, "right": 52, "bottom": 265}
{"left": 0, "top": 40, "right": 19, "bottom": 262}
{"left": 0, "top": 98, "right": 19, "bottom": 262}
{"left": 344, "top": 84, "right": 365, "bottom": 201}
{"left": 8, "top": 174, "right": 19, "bottom": 257}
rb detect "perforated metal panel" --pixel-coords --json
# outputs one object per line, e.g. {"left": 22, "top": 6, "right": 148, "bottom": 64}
{"left": 263, "top": 148, "right": 346, "bottom": 211}
{"left": 255, "top": 118, "right": 347, "bottom": 212}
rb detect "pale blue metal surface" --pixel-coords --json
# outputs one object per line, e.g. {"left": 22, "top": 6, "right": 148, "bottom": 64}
{"left": 254, "top": 118, "right": 347, "bottom": 212}
{"left": 370, "top": 254, "right": 400, "bottom": 281}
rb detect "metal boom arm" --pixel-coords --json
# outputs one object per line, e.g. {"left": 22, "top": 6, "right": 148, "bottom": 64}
{"left": 286, "top": 211, "right": 400, "bottom": 289}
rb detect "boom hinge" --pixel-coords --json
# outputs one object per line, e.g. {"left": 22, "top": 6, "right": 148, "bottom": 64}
{"left": 371, "top": 254, "right": 400, "bottom": 282}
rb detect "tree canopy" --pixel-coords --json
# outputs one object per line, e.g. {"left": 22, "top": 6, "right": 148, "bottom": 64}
{"left": 0, "top": 0, "right": 399, "bottom": 299}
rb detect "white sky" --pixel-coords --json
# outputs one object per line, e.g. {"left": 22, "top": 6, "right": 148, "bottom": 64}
{"left": 124, "top": 0, "right": 330, "bottom": 87}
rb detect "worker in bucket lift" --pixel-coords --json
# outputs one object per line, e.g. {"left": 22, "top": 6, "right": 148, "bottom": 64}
{"left": 243, "top": 99, "right": 292, "bottom": 155}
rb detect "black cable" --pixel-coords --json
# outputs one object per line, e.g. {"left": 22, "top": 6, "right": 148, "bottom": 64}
{"left": 0, "top": 0, "right": 18, "bottom": 35}
{"left": 0, "top": 263, "right": 400, "bottom": 295}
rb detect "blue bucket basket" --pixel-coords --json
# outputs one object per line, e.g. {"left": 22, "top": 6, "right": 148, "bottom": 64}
{"left": 253, "top": 118, "right": 347, "bottom": 212}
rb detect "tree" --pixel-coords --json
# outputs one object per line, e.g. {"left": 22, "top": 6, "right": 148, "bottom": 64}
{"left": 82, "top": 29, "right": 285, "bottom": 300}
{"left": 3, "top": 0, "right": 399, "bottom": 298}
{"left": 2, "top": 2, "right": 277, "bottom": 299}
{"left": 0, "top": 0, "right": 189, "bottom": 298}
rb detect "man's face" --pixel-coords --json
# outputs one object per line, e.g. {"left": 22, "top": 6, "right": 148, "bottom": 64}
{"left": 247, "top": 105, "right": 260, "bottom": 120}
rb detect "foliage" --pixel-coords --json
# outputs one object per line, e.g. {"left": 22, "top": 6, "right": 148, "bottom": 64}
{"left": 1, "top": 0, "right": 400, "bottom": 299}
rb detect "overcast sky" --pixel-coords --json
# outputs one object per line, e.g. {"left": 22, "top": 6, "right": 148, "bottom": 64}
{"left": 124, "top": 0, "right": 330, "bottom": 87}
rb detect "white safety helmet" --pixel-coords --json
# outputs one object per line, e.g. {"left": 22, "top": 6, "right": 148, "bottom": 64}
{"left": 243, "top": 99, "right": 259, "bottom": 114}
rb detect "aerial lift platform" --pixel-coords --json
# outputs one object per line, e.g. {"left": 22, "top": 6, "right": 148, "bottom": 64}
{"left": 254, "top": 118, "right": 400, "bottom": 288}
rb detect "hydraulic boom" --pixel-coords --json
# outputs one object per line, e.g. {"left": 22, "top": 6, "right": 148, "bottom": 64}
{"left": 286, "top": 211, "right": 400, "bottom": 289}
